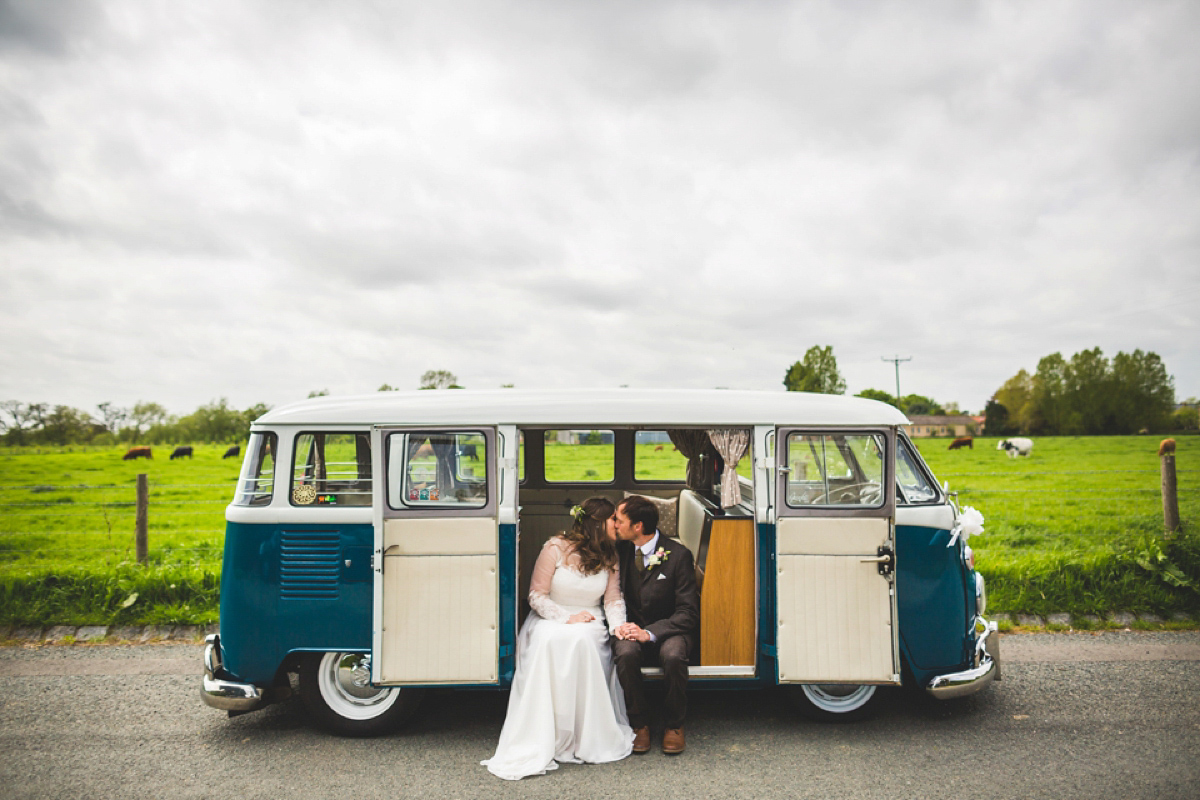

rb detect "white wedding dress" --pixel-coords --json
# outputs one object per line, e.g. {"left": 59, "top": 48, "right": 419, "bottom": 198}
{"left": 482, "top": 537, "right": 633, "bottom": 780}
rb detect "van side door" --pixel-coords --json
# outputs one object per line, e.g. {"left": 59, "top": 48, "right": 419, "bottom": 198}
{"left": 371, "top": 427, "right": 499, "bottom": 685}
{"left": 774, "top": 428, "right": 900, "bottom": 685}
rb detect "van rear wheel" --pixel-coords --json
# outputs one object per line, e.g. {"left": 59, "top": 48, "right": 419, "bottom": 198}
{"left": 299, "top": 652, "right": 422, "bottom": 736}
{"left": 786, "top": 684, "right": 882, "bottom": 722}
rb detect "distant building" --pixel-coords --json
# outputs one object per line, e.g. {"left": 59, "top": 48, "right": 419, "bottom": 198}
{"left": 905, "top": 415, "right": 977, "bottom": 438}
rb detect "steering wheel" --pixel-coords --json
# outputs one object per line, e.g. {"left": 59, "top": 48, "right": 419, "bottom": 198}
{"left": 828, "top": 481, "right": 882, "bottom": 505}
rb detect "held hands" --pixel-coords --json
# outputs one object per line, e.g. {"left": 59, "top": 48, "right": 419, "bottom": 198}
{"left": 614, "top": 622, "right": 652, "bottom": 642}
{"left": 566, "top": 611, "right": 595, "bottom": 624}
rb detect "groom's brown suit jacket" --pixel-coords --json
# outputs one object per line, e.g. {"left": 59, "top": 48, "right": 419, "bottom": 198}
{"left": 616, "top": 535, "right": 700, "bottom": 648}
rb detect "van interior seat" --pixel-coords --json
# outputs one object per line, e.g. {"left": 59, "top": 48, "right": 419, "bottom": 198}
{"left": 676, "top": 489, "right": 708, "bottom": 559}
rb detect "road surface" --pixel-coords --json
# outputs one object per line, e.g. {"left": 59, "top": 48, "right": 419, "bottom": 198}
{"left": 2, "top": 632, "right": 1198, "bottom": 799}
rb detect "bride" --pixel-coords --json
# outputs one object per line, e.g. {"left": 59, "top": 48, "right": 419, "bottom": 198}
{"left": 482, "top": 496, "right": 634, "bottom": 780}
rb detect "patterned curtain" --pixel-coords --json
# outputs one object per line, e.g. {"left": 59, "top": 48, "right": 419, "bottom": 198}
{"left": 707, "top": 429, "right": 751, "bottom": 507}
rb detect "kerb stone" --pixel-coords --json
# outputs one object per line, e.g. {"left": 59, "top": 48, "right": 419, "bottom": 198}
{"left": 76, "top": 626, "right": 109, "bottom": 642}
{"left": 111, "top": 626, "right": 143, "bottom": 642}
{"left": 139, "top": 626, "right": 175, "bottom": 643}
{"left": 45, "top": 626, "right": 77, "bottom": 644}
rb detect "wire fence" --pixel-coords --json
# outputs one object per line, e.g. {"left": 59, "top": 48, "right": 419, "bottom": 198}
{"left": 0, "top": 466, "right": 1192, "bottom": 570}
{"left": 0, "top": 480, "right": 233, "bottom": 570}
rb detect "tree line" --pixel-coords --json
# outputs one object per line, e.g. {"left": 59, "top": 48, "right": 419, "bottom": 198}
{"left": 985, "top": 348, "right": 1185, "bottom": 436}
{"left": 0, "top": 369, "right": 471, "bottom": 447}
{"left": 783, "top": 344, "right": 1192, "bottom": 434}
{"left": 0, "top": 399, "right": 270, "bottom": 446}
{"left": 783, "top": 345, "right": 954, "bottom": 417}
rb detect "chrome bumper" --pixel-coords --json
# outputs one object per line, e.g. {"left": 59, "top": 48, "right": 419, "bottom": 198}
{"left": 201, "top": 634, "right": 266, "bottom": 712}
{"left": 926, "top": 617, "right": 1000, "bottom": 700}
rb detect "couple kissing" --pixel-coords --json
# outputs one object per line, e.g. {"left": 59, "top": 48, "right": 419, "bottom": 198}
{"left": 482, "top": 495, "right": 700, "bottom": 781}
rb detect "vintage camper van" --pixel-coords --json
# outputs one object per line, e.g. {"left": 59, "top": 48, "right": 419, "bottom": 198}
{"left": 201, "top": 389, "right": 998, "bottom": 735}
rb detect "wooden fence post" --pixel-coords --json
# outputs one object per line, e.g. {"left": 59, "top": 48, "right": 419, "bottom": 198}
{"left": 1160, "top": 439, "right": 1181, "bottom": 537}
{"left": 136, "top": 473, "right": 148, "bottom": 564}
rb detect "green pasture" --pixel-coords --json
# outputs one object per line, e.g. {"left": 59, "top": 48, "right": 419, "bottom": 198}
{"left": 0, "top": 436, "right": 1196, "bottom": 627}
{"left": 913, "top": 435, "right": 1199, "bottom": 618}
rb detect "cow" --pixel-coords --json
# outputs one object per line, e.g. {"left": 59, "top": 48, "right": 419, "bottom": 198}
{"left": 997, "top": 438, "right": 1034, "bottom": 458}
{"left": 948, "top": 437, "right": 973, "bottom": 450}
{"left": 123, "top": 446, "right": 152, "bottom": 461}
{"left": 170, "top": 445, "right": 194, "bottom": 460}
{"left": 222, "top": 445, "right": 241, "bottom": 459}
{"left": 458, "top": 444, "right": 479, "bottom": 461}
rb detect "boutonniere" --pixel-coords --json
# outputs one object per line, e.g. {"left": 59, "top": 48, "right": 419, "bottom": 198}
{"left": 645, "top": 547, "right": 669, "bottom": 568}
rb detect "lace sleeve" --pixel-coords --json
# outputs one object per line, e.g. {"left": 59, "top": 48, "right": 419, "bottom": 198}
{"left": 602, "top": 564, "right": 626, "bottom": 634}
{"left": 528, "top": 538, "right": 570, "bottom": 623}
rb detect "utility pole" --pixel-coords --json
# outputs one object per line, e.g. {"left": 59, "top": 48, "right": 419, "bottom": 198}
{"left": 881, "top": 355, "right": 912, "bottom": 400}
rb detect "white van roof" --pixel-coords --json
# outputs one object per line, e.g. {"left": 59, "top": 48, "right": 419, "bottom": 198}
{"left": 255, "top": 389, "right": 910, "bottom": 428}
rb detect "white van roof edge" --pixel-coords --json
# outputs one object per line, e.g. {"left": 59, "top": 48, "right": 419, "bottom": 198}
{"left": 253, "top": 388, "right": 910, "bottom": 428}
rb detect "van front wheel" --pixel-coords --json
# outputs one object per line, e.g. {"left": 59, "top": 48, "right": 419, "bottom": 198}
{"left": 299, "top": 652, "right": 422, "bottom": 736}
{"left": 787, "top": 684, "right": 882, "bottom": 722}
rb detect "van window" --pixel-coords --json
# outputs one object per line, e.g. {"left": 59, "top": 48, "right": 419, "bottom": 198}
{"left": 388, "top": 432, "right": 488, "bottom": 508}
{"left": 785, "top": 433, "right": 885, "bottom": 507}
{"left": 544, "top": 430, "right": 614, "bottom": 483}
{"left": 290, "top": 432, "right": 372, "bottom": 506}
{"left": 897, "top": 438, "right": 938, "bottom": 504}
{"left": 233, "top": 432, "right": 277, "bottom": 506}
{"left": 634, "top": 431, "right": 687, "bottom": 482}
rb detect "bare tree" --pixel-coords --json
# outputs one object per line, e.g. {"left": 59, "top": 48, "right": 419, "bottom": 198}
{"left": 0, "top": 400, "right": 40, "bottom": 445}
{"left": 97, "top": 402, "right": 129, "bottom": 436}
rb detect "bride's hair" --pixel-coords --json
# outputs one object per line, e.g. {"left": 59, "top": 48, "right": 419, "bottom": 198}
{"left": 562, "top": 496, "right": 617, "bottom": 575}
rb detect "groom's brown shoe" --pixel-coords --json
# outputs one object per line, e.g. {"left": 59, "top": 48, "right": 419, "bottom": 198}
{"left": 662, "top": 727, "right": 685, "bottom": 754}
{"left": 632, "top": 726, "right": 651, "bottom": 754}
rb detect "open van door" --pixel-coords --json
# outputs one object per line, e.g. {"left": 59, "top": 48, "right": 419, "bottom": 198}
{"left": 774, "top": 428, "right": 900, "bottom": 687}
{"left": 371, "top": 427, "right": 500, "bottom": 685}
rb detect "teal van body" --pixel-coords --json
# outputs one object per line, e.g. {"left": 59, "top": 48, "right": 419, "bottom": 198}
{"left": 201, "top": 389, "right": 997, "bottom": 732}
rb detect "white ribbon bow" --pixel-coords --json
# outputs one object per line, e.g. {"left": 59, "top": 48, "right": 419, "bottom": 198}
{"left": 947, "top": 505, "right": 984, "bottom": 547}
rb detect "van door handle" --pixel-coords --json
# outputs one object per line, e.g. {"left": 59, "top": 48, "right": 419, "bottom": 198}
{"left": 862, "top": 546, "right": 894, "bottom": 576}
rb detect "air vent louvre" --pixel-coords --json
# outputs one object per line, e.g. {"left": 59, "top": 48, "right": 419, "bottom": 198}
{"left": 280, "top": 531, "right": 340, "bottom": 599}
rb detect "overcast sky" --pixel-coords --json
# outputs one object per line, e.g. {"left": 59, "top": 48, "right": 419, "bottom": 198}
{"left": 1, "top": 0, "right": 1196, "bottom": 417}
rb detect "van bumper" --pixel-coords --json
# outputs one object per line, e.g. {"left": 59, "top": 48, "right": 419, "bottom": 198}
{"left": 201, "top": 634, "right": 267, "bottom": 712}
{"left": 925, "top": 617, "right": 1000, "bottom": 700}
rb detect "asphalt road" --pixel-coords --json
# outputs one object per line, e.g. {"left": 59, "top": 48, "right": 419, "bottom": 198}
{"left": 2, "top": 632, "right": 1198, "bottom": 800}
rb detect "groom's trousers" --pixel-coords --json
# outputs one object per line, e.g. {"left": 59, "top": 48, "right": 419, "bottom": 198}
{"left": 612, "top": 635, "right": 689, "bottom": 730}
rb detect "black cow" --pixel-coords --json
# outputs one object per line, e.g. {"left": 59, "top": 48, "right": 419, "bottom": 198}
{"left": 458, "top": 444, "right": 479, "bottom": 461}
{"left": 170, "top": 446, "right": 194, "bottom": 460}
{"left": 223, "top": 445, "right": 241, "bottom": 459}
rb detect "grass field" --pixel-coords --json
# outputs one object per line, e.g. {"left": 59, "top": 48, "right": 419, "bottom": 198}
{"left": 0, "top": 435, "right": 1196, "bottom": 626}
{"left": 914, "top": 434, "right": 1199, "bottom": 618}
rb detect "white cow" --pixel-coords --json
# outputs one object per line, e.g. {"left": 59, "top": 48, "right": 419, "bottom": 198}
{"left": 997, "top": 437, "right": 1033, "bottom": 458}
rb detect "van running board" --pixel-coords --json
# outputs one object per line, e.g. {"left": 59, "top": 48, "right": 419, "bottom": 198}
{"left": 641, "top": 665, "right": 756, "bottom": 678}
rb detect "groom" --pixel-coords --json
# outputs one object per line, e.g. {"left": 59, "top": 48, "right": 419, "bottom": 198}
{"left": 612, "top": 495, "right": 700, "bottom": 755}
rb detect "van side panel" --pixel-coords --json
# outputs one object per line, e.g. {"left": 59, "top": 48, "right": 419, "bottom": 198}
{"left": 758, "top": 523, "right": 777, "bottom": 683}
{"left": 219, "top": 520, "right": 374, "bottom": 684}
{"left": 498, "top": 522, "right": 517, "bottom": 685}
{"left": 895, "top": 523, "right": 971, "bottom": 678}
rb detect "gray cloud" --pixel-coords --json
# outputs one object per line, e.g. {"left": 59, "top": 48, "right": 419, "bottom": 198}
{"left": 1, "top": 0, "right": 1197, "bottom": 414}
